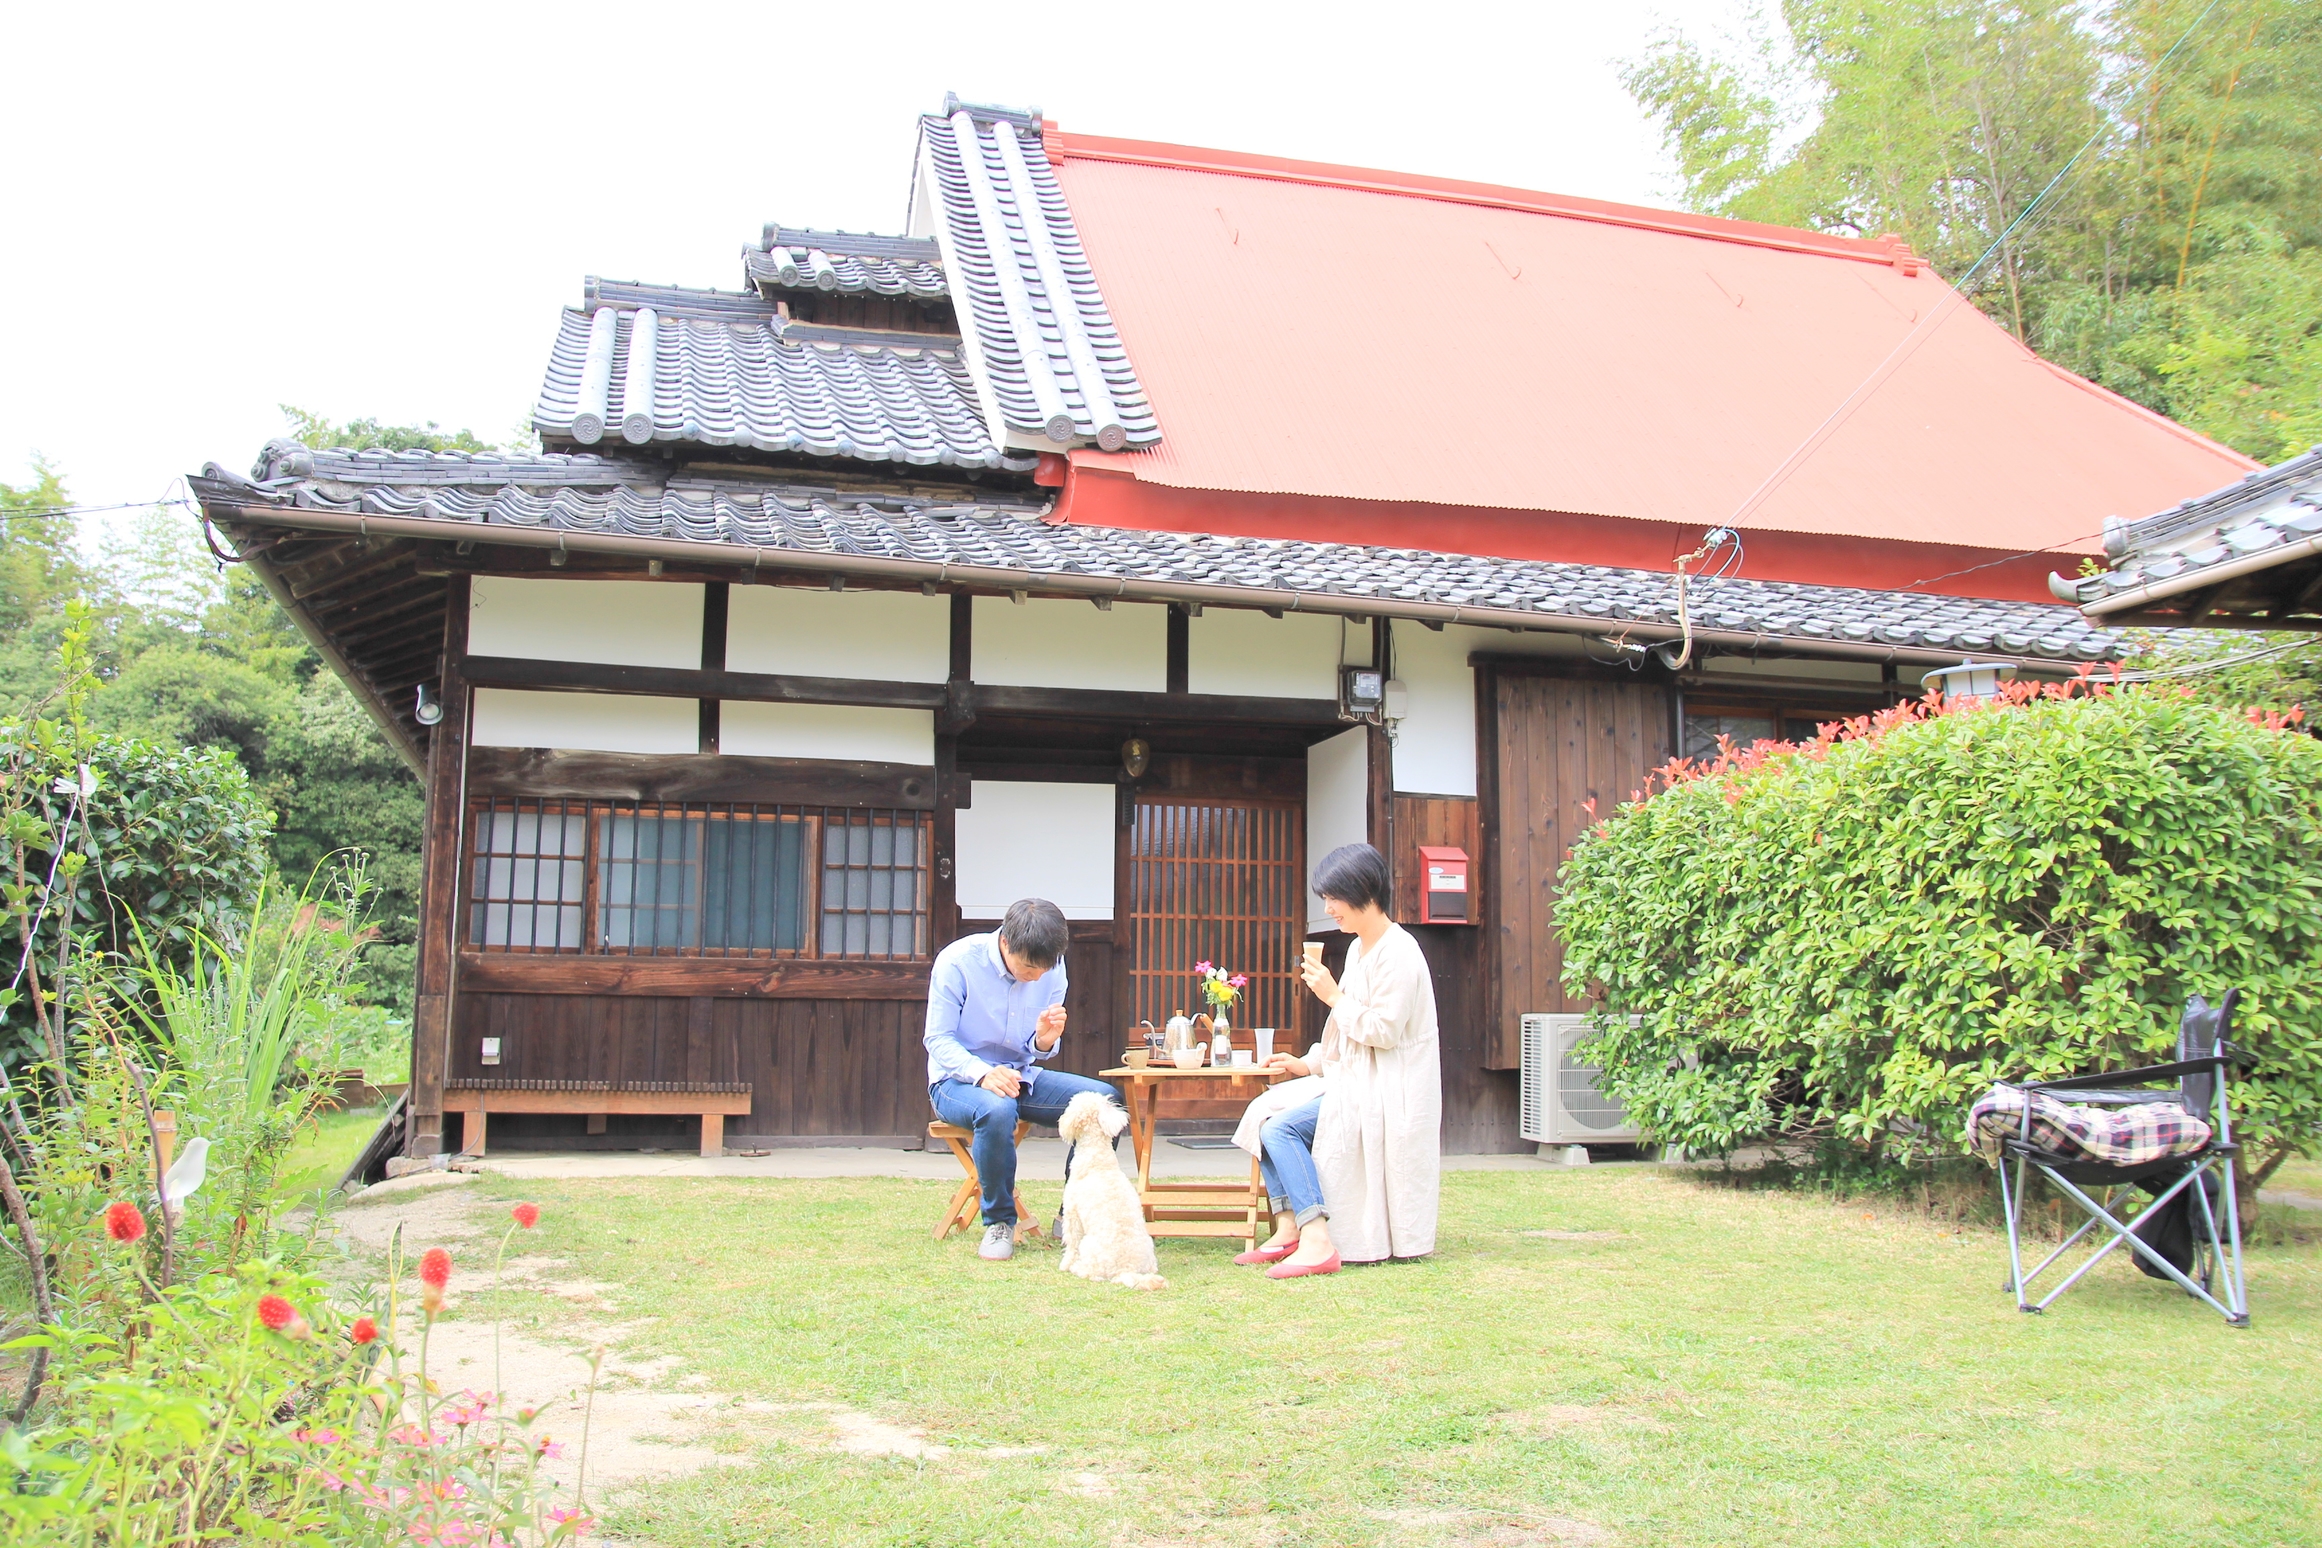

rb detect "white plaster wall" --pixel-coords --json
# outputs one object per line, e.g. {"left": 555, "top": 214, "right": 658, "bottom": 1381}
{"left": 973, "top": 597, "right": 1165, "bottom": 692}
{"left": 470, "top": 690, "right": 700, "bottom": 754}
{"left": 719, "top": 703, "right": 935, "bottom": 764}
{"left": 1305, "top": 726, "right": 1369, "bottom": 933}
{"left": 1386, "top": 622, "right": 1478, "bottom": 796}
{"left": 726, "top": 586, "right": 951, "bottom": 682}
{"left": 470, "top": 578, "right": 702, "bottom": 668}
{"left": 1188, "top": 609, "right": 1344, "bottom": 699}
{"left": 956, "top": 781, "right": 1117, "bottom": 919}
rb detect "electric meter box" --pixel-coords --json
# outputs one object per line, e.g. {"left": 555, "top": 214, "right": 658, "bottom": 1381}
{"left": 1418, "top": 845, "right": 1471, "bottom": 924}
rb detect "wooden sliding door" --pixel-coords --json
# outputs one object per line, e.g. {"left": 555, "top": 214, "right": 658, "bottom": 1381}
{"left": 1127, "top": 797, "right": 1303, "bottom": 1033}
{"left": 1481, "top": 670, "right": 1673, "bottom": 1069}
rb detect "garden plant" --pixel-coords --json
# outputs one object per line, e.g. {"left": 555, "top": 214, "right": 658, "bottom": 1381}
{"left": 0, "top": 635, "right": 600, "bottom": 1543}
{"left": 1556, "top": 680, "right": 2322, "bottom": 1188}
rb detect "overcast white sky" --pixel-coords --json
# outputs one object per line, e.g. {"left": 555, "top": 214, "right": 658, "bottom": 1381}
{"left": 4, "top": 1, "right": 1758, "bottom": 513}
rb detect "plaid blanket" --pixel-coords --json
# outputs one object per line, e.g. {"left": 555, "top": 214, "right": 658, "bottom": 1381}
{"left": 1967, "top": 1084, "right": 2212, "bottom": 1167}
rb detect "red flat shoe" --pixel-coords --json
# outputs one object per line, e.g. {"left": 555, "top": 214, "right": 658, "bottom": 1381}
{"left": 1265, "top": 1252, "right": 1342, "bottom": 1279}
{"left": 1233, "top": 1242, "right": 1297, "bottom": 1265}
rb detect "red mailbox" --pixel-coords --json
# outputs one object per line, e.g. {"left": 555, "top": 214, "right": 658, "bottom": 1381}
{"left": 1418, "top": 845, "right": 1471, "bottom": 924}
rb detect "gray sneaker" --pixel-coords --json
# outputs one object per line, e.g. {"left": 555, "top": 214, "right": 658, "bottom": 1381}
{"left": 979, "top": 1223, "right": 1016, "bottom": 1261}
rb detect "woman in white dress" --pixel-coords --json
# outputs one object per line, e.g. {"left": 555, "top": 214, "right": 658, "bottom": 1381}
{"left": 1229, "top": 843, "right": 1442, "bottom": 1277}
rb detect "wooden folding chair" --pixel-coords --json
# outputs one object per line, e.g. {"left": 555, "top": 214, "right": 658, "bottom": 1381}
{"left": 928, "top": 1119, "right": 1042, "bottom": 1242}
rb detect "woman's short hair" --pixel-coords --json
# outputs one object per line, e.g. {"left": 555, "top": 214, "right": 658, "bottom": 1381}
{"left": 999, "top": 897, "right": 1070, "bottom": 969}
{"left": 1310, "top": 843, "right": 1391, "bottom": 914}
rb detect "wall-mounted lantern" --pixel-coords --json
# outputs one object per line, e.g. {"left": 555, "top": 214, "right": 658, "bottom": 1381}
{"left": 1920, "top": 659, "right": 2017, "bottom": 702}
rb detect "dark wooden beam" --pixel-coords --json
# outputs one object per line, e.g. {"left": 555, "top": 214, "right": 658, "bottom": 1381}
{"left": 933, "top": 733, "right": 960, "bottom": 947}
{"left": 949, "top": 593, "right": 973, "bottom": 681}
{"left": 466, "top": 746, "right": 935, "bottom": 808}
{"left": 459, "top": 654, "right": 1342, "bottom": 728}
{"left": 1167, "top": 605, "right": 1190, "bottom": 694}
{"left": 462, "top": 654, "right": 948, "bottom": 710}
{"left": 972, "top": 684, "right": 1343, "bottom": 728}
{"left": 456, "top": 953, "right": 931, "bottom": 999}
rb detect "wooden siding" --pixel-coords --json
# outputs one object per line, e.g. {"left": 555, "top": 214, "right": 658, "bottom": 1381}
{"left": 452, "top": 992, "right": 933, "bottom": 1142}
{"left": 1479, "top": 669, "right": 1672, "bottom": 1070}
{"left": 1391, "top": 795, "right": 1481, "bottom": 924}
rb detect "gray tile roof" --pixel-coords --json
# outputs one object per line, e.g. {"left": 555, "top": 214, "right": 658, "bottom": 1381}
{"left": 2056, "top": 444, "right": 2322, "bottom": 621}
{"left": 916, "top": 96, "right": 1159, "bottom": 453}
{"left": 745, "top": 227, "right": 947, "bottom": 300}
{"left": 533, "top": 282, "right": 1021, "bottom": 471}
{"left": 201, "top": 446, "right": 2122, "bottom": 665}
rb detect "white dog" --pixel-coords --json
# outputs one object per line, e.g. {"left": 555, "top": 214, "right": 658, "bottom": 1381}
{"left": 1056, "top": 1092, "right": 1167, "bottom": 1291}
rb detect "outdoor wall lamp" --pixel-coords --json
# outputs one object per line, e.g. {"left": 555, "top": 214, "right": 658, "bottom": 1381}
{"left": 414, "top": 683, "right": 445, "bottom": 726}
{"left": 1920, "top": 659, "right": 2017, "bottom": 701}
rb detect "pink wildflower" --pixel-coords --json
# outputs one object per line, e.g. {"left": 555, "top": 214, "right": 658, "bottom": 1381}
{"left": 1229, "top": 974, "right": 1247, "bottom": 988}
{"left": 548, "top": 1507, "right": 594, "bottom": 1535}
{"left": 440, "top": 1393, "right": 490, "bottom": 1427}
{"left": 293, "top": 1427, "right": 343, "bottom": 1445}
{"left": 536, "top": 1436, "right": 567, "bottom": 1459}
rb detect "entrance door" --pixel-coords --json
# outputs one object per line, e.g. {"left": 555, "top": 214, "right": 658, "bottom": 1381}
{"left": 1126, "top": 797, "right": 1304, "bottom": 1032}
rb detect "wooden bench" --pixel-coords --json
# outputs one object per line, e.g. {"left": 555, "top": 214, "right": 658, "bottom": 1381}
{"left": 445, "top": 1079, "right": 754, "bottom": 1158}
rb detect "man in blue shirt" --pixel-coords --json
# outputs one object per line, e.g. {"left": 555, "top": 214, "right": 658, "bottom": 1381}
{"left": 927, "top": 897, "right": 1119, "bottom": 1260}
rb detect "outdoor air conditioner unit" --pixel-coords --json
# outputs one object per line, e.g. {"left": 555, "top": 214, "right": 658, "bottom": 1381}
{"left": 1520, "top": 1014, "right": 1643, "bottom": 1145}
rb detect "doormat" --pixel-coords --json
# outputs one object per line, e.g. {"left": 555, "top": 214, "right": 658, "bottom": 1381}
{"left": 1169, "top": 1136, "right": 1242, "bottom": 1150}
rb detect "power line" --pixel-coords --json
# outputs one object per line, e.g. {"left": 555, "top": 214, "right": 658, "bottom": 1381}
{"left": 0, "top": 498, "right": 196, "bottom": 522}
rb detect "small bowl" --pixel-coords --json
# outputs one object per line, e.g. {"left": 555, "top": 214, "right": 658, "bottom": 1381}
{"left": 1171, "top": 1048, "right": 1205, "bottom": 1070}
{"left": 1124, "top": 1048, "right": 1151, "bottom": 1068}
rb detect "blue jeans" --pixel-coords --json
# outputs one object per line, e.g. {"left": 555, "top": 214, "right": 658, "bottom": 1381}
{"left": 1259, "top": 1097, "right": 1328, "bottom": 1226}
{"left": 929, "top": 1068, "right": 1120, "bottom": 1226}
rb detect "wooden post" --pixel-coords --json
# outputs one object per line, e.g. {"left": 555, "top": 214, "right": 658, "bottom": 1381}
{"left": 409, "top": 574, "right": 472, "bottom": 1157}
{"left": 933, "top": 734, "right": 960, "bottom": 948}
{"left": 699, "top": 581, "right": 728, "bottom": 753}
{"left": 933, "top": 594, "right": 971, "bottom": 948}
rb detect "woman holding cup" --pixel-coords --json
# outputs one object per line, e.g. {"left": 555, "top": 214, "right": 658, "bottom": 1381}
{"left": 1229, "top": 842, "right": 1442, "bottom": 1276}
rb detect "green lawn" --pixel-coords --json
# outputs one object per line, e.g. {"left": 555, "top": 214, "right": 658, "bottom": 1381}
{"left": 427, "top": 1165, "right": 2322, "bottom": 1548}
{"left": 274, "top": 1103, "right": 387, "bottom": 1204}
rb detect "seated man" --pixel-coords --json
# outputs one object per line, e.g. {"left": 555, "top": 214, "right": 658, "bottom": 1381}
{"left": 926, "top": 897, "right": 1118, "bottom": 1260}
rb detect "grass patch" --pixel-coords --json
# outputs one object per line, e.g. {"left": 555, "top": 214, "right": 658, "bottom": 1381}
{"left": 272, "top": 1102, "right": 385, "bottom": 1203}
{"left": 442, "top": 1165, "right": 2322, "bottom": 1548}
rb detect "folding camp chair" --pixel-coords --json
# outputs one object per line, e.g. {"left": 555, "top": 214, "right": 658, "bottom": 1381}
{"left": 1993, "top": 991, "right": 2248, "bottom": 1326}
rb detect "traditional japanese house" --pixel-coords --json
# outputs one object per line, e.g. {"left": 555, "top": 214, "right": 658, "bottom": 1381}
{"left": 191, "top": 98, "right": 2256, "bottom": 1159}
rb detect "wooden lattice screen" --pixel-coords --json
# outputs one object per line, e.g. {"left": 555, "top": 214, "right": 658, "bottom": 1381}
{"left": 1127, "top": 797, "right": 1304, "bottom": 1033}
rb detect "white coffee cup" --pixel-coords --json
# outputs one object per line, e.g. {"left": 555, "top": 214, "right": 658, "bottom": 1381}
{"left": 1231, "top": 1049, "right": 1252, "bottom": 1068}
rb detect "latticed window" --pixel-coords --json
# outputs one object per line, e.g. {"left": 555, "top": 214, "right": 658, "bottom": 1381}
{"left": 467, "top": 799, "right": 928, "bottom": 960}
{"left": 1127, "top": 797, "right": 1303, "bottom": 1030}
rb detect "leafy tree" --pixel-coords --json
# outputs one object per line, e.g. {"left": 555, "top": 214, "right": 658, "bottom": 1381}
{"left": 278, "top": 404, "right": 494, "bottom": 455}
{"left": 1624, "top": 0, "right": 2322, "bottom": 460}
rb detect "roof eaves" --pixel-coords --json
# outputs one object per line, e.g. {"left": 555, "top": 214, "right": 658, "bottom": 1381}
{"left": 194, "top": 446, "right": 2125, "bottom": 670}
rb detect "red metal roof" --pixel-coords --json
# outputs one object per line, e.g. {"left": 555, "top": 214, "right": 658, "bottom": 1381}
{"left": 1051, "top": 133, "right": 2255, "bottom": 602}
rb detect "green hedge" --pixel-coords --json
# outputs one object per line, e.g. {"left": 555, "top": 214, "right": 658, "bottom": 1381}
{"left": 1554, "top": 688, "right": 2322, "bottom": 1160}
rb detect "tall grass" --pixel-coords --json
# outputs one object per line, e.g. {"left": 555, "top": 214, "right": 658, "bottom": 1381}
{"left": 125, "top": 859, "right": 375, "bottom": 1253}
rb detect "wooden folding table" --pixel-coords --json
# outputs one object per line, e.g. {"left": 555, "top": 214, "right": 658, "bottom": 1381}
{"left": 1101, "top": 1063, "right": 1291, "bottom": 1249}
